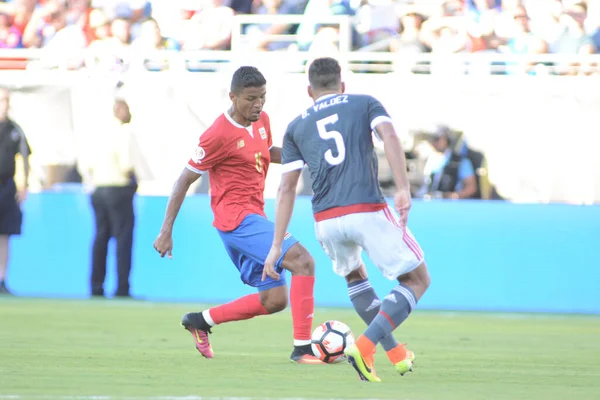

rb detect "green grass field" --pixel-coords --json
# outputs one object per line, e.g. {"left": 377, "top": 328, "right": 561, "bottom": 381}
{"left": 0, "top": 297, "right": 599, "bottom": 400}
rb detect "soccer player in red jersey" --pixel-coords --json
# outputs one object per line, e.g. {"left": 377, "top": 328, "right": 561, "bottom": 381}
{"left": 153, "top": 66, "right": 323, "bottom": 364}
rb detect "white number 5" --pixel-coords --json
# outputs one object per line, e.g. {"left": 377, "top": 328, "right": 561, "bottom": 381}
{"left": 316, "top": 114, "right": 345, "bottom": 166}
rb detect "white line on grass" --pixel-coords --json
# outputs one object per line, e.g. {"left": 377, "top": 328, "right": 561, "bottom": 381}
{"left": 0, "top": 396, "right": 394, "bottom": 400}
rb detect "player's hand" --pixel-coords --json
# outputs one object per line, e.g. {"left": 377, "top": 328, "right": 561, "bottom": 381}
{"left": 15, "top": 189, "right": 27, "bottom": 205}
{"left": 394, "top": 188, "right": 412, "bottom": 228}
{"left": 154, "top": 230, "right": 173, "bottom": 259}
{"left": 262, "top": 246, "right": 282, "bottom": 281}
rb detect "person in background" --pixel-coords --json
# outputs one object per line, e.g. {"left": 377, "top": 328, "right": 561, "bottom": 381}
{"left": 0, "top": 0, "right": 36, "bottom": 44}
{"left": 85, "top": 9, "right": 129, "bottom": 71}
{"left": 229, "top": 0, "right": 254, "bottom": 14}
{"left": 91, "top": 0, "right": 151, "bottom": 41}
{"left": 245, "top": 0, "right": 305, "bottom": 51}
{"left": 497, "top": 5, "right": 548, "bottom": 75}
{"left": 550, "top": 1, "right": 596, "bottom": 75}
{"left": 86, "top": 99, "right": 137, "bottom": 298}
{"left": 0, "top": 87, "right": 31, "bottom": 295}
{"left": 421, "top": 125, "right": 478, "bottom": 199}
{"left": 0, "top": 12, "right": 23, "bottom": 48}
{"left": 180, "top": 0, "right": 235, "bottom": 51}
{"left": 130, "top": 17, "right": 179, "bottom": 71}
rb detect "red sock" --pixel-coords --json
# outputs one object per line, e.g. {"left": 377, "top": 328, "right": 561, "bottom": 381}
{"left": 290, "top": 275, "right": 315, "bottom": 345}
{"left": 208, "top": 293, "right": 269, "bottom": 325}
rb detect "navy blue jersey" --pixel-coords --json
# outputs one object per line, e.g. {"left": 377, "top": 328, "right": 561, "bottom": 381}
{"left": 0, "top": 120, "right": 30, "bottom": 180}
{"left": 282, "top": 94, "right": 392, "bottom": 216}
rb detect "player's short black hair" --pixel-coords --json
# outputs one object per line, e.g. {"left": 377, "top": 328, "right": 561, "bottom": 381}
{"left": 230, "top": 66, "right": 267, "bottom": 93}
{"left": 308, "top": 57, "right": 342, "bottom": 90}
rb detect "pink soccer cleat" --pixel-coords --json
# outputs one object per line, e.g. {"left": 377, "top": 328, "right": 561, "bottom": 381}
{"left": 181, "top": 312, "right": 214, "bottom": 359}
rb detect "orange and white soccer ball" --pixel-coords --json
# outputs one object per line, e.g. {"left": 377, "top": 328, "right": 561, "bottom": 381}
{"left": 311, "top": 320, "right": 355, "bottom": 364}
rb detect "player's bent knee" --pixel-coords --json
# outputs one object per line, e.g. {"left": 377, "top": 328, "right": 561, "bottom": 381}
{"left": 345, "top": 264, "right": 368, "bottom": 284}
{"left": 268, "top": 298, "right": 287, "bottom": 313}
{"left": 262, "top": 296, "right": 288, "bottom": 314}
{"left": 283, "top": 243, "right": 315, "bottom": 276}
{"left": 415, "top": 261, "right": 431, "bottom": 291}
{"left": 422, "top": 270, "right": 431, "bottom": 291}
{"left": 398, "top": 261, "right": 431, "bottom": 300}
{"left": 297, "top": 253, "right": 315, "bottom": 276}
{"left": 260, "top": 286, "right": 288, "bottom": 314}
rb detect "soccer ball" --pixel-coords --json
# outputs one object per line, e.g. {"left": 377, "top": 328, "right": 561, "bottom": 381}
{"left": 311, "top": 320, "right": 355, "bottom": 364}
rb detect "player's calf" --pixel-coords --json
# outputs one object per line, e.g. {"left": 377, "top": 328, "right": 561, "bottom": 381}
{"left": 259, "top": 283, "right": 323, "bottom": 364}
{"left": 278, "top": 243, "right": 322, "bottom": 363}
{"left": 181, "top": 292, "right": 276, "bottom": 359}
{"left": 398, "top": 261, "right": 430, "bottom": 301}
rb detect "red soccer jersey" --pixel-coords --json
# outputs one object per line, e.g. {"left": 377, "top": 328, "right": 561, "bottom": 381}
{"left": 187, "top": 111, "right": 273, "bottom": 232}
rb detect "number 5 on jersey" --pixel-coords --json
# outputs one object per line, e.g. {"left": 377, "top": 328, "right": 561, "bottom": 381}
{"left": 255, "top": 151, "right": 263, "bottom": 173}
{"left": 317, "top": 114, "right": 345, "bottom": 166}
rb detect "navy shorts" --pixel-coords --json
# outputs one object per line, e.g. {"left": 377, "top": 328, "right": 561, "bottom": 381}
{"left": 217, "top": 214, "right": 299, "bottom": 292}
{"left": 0, "top": 179, "right": 22, "bottom": 236}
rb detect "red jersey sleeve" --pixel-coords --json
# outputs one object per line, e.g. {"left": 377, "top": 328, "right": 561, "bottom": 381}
{"left": 262, "top": 112, "right": 273, "bottom": 148}
{"left": 187, "top": 126, "right": 228, "bottom": 174}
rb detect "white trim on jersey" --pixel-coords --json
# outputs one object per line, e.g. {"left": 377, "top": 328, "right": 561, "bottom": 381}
{"left": 370, "top": 115, "right": 393, "bottom": 132}
{"left": 281, "top": 160, "right": 304, "bottom": 173}
{"left": 224, "top": 109, "right": 253, "bottom": 138}
{"left": 186, "top": 164, "right": 206, "bottom": 175}
{"left": 224, "top": 109, "right": 244, "bottom": 128}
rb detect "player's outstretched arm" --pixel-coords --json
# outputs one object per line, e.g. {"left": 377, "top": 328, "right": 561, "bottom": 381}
{"left": 269, "top": 146, "right": 282, "bottom": 164}
{"left": 376, "top": 122, "right": 412, "bottom": 226}
{"left": 153, "top": 167, "right": 200, "bottom": 258}
{"left": 263, "top": 169, "right": 302, "bottom": 281}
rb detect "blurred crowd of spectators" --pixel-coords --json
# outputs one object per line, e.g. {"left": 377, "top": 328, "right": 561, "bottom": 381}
{"left": 0, "top": 0, "right": 598, "bottom": 72}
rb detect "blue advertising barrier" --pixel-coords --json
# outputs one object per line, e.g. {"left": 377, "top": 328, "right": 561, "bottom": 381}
{"left": 7, "top": 192, "right": 600, "bottom": 314}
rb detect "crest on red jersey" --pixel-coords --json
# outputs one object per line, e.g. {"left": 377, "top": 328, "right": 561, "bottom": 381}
{"left": 192, "top": 146, "right": 205, "bottom": 163}
{"left": 259, "top": 127, "right": 267, "bottom": 140}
